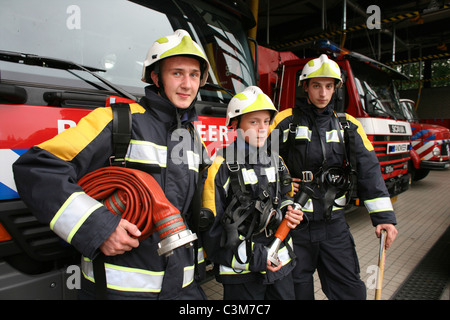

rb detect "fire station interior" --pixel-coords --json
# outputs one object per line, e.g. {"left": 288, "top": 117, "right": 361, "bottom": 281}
{"left": 1, "top": 0, "right": 449, "bottom": 302}
{"left": 201, "top": 0, "right": 450, "bottom": 300}
{"left": 253, "top": 0, "right": 450, "bottom": 122}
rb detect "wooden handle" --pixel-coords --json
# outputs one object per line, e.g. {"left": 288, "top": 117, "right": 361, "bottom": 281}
{"left": 375, "top": 230, "right": 387, "bottom": 300}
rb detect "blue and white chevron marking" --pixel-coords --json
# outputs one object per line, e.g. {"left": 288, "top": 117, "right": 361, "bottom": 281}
{"left": 0, "top": 149, "right": 27, "bottom": 200}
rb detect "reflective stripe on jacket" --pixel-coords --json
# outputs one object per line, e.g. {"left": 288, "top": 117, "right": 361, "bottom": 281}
{"left": 13, "top": 86, "right": 208, "bottom": 297}
{"left": 201, "top": 137, "right": 296, "bottom": 284}
{"left": 269, "top": 99, "right": 396, "bottom": 226}
{"left": 81, "top": 248, "right": 205, "bottom": 293}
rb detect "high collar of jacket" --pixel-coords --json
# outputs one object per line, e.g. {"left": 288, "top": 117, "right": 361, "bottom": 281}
{"left": 295, "top": 96, "right": 334, "bottom": 117}
{"left": 139, "top": 85, "right": 198, "bottom": 126}
{"left": 224, "top": 133, "right": 271, "bottom": 165}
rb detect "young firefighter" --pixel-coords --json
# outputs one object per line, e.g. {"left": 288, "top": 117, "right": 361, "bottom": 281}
{"left": 269, "top": 54, "right": 398, "bottom": 299}
{"left": 13, "top": 30, "right": 210, "bottom": 300}
{"left": 201, "top": 86, "right": 303, "bottom": 300}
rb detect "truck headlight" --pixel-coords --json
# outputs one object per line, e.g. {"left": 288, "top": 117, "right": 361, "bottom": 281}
{"left": 432, "top": 146, "right": 440, "bottom": 157}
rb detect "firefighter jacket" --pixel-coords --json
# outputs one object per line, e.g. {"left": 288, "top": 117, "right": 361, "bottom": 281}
{"left": 269, "top": 97, "right": 397, "bottom": 227}
{"left": 13, "top": 85, "right": 208, "bottom": 299}
{"left": 201, "top": 134, "right": 296, "bottom": 285}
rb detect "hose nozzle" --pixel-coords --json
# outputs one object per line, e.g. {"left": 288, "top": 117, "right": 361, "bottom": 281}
{"left": 157, "top": 229, "right": 197, "bottom": 256}
{"left": 267, "top": 237, "right": 282, "bottom": 267}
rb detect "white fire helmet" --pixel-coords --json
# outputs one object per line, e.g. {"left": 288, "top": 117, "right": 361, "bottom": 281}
{"left": 226, "top": 86, "right": 278, "bottom": 126}
{"left": 298, "top": 54, "right": 343, "bottom": 88}
{"left": 141, "top": 29, "right": 210, "bottom": 86}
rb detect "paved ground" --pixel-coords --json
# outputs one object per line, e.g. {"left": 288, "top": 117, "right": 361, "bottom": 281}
{"left": 201, "top": 169, "right": 450, "bottom": 300}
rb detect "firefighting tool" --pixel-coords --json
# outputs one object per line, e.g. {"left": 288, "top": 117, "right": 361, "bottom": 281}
{"left": 375, "top": 229, "right": 387, "bottom": 300}
{"left": 220, "top": 86, "right": 283, "bottom": 262}
{"left": 220, "top": 147, "right": 288, "bottom": 265}
{"left": 78, "top": 166, "right": 197, "bottom": 256}
{"left": 267, "top": 191, "right": 309, "bottom": 267}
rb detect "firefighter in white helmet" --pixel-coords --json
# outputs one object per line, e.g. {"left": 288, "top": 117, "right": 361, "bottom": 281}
{"left": 270, "top": 54, "right": 398, "bottom": 299}
{"left": 142, "top": 29, "right": 210, "bottom": 113}
{"left": 298, "top": 53, "right": 343, "bottom": 88}
{"left": 13, "top": 29, "right": 211, "bottom": 299}
{"left": 201, "top": 86, "right": 304, "bottom": 300}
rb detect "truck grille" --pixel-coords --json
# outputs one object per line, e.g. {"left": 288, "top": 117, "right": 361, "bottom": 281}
{"left": 371, "top": 135, "right": 411, "bottom": 179}
{"left": 441, "top": 141, "right": 449, "bottom": 157}
{"left": 0, "top": 201, "right": 77, "bottom": 261}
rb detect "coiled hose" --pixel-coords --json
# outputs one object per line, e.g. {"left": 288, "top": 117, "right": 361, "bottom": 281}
{"left": 78, "top": 166, "right": 188, "bottom": 244}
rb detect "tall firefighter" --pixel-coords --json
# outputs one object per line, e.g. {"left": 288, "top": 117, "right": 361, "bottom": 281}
{"left": 13, "top": 30, "right": 211, "bottom": 300}
{"left": 270, "top": 54, "right": 398, "bottom": 300}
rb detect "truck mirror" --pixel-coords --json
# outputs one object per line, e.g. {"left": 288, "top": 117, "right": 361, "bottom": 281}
{"left": 334, "top": 87, "right": 346, "bottom": 113}
{"left": 364, "top": 93, "right": 375, "bottom": 113}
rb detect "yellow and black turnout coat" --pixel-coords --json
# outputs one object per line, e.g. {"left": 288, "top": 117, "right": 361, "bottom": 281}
{"left": 201, "top": 135, "right": 296, "bottom": 285}
{"left": 13, "top": 86, "right": 208, "bottom": 299}
{"left": 270, "top": 98, "right": 397, "bottom": 228}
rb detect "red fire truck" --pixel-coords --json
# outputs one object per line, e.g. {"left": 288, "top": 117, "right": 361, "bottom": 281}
{"left": 400, "top": 98, "right": 450, "bottom": 181}
{"left": 0, "top": 0, "right": 255, "bottom": 299}
{"left": 258, "top": 41, "right": 412, "bottom": 206}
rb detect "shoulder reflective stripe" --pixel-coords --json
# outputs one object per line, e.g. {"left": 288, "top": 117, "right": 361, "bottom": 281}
{"left": 186, "top": 150, "right": 200, "bottom": 172}
{"left": 241, "top": 168, "right": 258, "bottom": 185}
{"left": 50, "top": 192, "right": 102, "bottom": 243}
{"left": 126, "top": 140, "right": 167, "bottom": 167}
{"left": 263, "top": 166, "right": 276, "bottom": 183}
{"left": 282, "top": 126, "right": 312, "bottom": 142}
{"left": 326, "top": 129, "right": 344, "bottom": 143}
{"left": 364, "top": 197, "right": 393, "bottom": 213}
{"left": 294, "top": 126, "right": 312, "bottom": 141}
{"left": 125, "top": 140, "right": 200, "bottom": 173}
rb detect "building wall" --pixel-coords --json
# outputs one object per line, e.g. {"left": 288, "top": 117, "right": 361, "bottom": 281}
{"left": 399, "top": 87, "right": 450, "bottom": 128}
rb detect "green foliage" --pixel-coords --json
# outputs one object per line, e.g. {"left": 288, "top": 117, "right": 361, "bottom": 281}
{"left": 395, "top": 58, "right": 450, "bottom": 90}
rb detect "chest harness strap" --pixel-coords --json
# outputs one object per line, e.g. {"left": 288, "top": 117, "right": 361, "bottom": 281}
{"left": 288, "top": 108, "right": 357, "bottom": 220}
{"left": 89, "top": 102, "right": 204, "bottom": 298}
{"left": 220, "top": 145, "right": 283, "bottom": 266}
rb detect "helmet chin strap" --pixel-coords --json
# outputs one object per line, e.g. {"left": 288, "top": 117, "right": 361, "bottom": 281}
{"left": 305, "top": 93, "right": 321, "bottom": 110}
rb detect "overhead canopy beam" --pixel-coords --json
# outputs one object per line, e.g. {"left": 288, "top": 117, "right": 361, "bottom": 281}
{"left": 268, "top": 1, "right": 450, "bottom": 57}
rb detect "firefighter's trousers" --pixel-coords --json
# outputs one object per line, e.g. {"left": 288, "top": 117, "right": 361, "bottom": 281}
{"left": 222, "top": 273, "right": 295, "bottom": 300}
{"left": 290, "top": 214, "right": 367, "bottom": 300}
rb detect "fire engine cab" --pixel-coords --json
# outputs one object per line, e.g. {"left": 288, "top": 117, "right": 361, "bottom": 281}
{"left": 400, "top": 98, "right": 450, "bottom": 181}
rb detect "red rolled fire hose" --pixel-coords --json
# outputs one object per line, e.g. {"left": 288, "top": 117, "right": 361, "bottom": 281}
{"left": 78, "top": 166, "right": 186, "bottom": 242}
